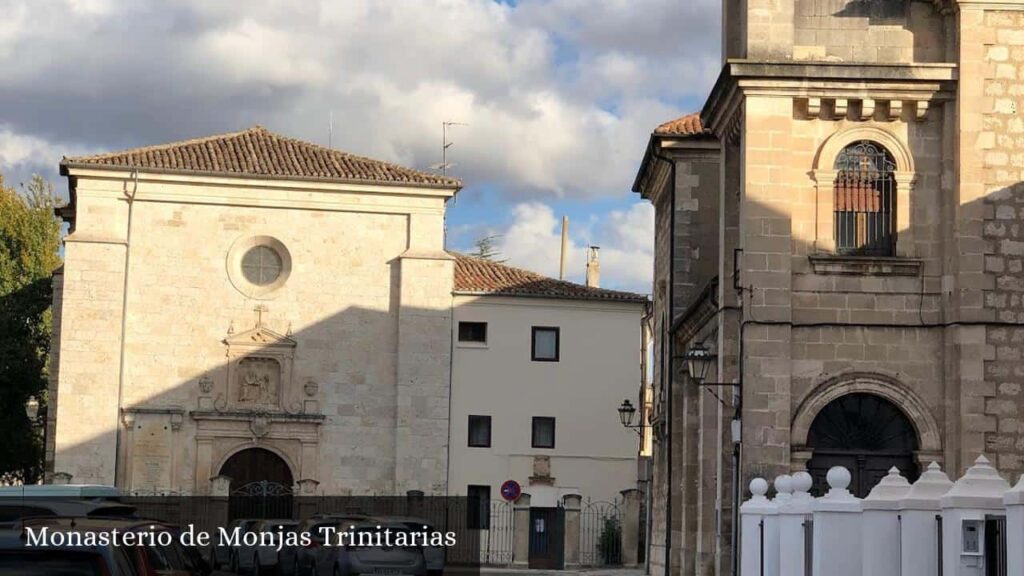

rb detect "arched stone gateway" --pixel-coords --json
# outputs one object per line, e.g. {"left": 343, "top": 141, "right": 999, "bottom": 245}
{"left": 791, "top": 373, "right": 943, "bottom": 497}
{"left": 804, "top": 393, "right": 919, "bottom": 497}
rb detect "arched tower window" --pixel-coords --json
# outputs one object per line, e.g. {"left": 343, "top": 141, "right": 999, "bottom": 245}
{"left": 833, "top": 141, "right": 897, "bottom": 256}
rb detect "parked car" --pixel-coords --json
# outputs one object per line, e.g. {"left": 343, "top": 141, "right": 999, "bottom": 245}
{"left": 0, "top": 497, "right": 137, "bottom": 526}
{"left": 1, "top": 516, "right": 210, "bottom": 576}
{"left": 281, "top": 517, "right": 339, "bottom": 576}
{"left": 0, "top": 526, "right": 139, "bottom": 576}
{"left": 377, "top": 516, "right": 444, "bottom": 576}
{"left": 293, "top": 515, "right": 369, "bottom": 576}
{"left": 235, "top": 518, "right": 298, "bottom": 575}
{"left": 313, "top": 521, "right": 427, "bottom": 576}
{"left": 206, "top": 517, "right": 261, "bottom": 571}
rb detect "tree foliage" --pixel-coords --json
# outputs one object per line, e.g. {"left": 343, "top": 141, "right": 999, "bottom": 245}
{"left": 0, "top": 174, "right": 62, "bottom": 483}
{"left": 471, "top": 234, "right": 506, "bottom": 262}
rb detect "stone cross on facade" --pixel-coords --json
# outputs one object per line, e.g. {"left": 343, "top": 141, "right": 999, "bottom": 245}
{"left": 254, "top": 304, "right": 268, "bottom": 327}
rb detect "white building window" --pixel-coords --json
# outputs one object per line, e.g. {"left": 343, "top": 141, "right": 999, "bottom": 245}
{"left": 531, "top": 327, "right": 560, "bottom": 362}
{"left": 532, "top": 416, "right": 555, "bottom": 449}
{"left": 458, "top": 321, "right": 488, "bottom": 344}
{"left": 468, "top": 415, "right": 492, "bottom": 447}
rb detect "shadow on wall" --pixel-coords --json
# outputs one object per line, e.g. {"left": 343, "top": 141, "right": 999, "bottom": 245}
{"left": 47, "top": 248, "right": 457, "bottom": 496}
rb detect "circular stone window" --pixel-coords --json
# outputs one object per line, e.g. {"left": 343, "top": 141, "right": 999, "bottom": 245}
{"left": 227, "top": 236, "right": 292, "bottom": 299}
{"left": 242, "top": 245, "right": 283, "bottom": 286}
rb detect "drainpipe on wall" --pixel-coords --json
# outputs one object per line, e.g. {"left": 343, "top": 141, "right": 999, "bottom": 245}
{"left": 113, "top": 168, "right": 139, "bottom": 489}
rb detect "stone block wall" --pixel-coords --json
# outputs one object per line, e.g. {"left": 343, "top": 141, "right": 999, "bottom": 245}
{"left": 974, "top": 7, "right": 1024, "bottom": 481}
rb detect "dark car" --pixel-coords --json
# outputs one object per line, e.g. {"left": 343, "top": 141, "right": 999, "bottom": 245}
{"left": 1, "top": 517, "right": 210, "bottom": 575}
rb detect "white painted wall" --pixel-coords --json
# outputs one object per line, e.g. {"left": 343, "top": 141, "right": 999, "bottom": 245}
{"left": 448, "top": 294, "right": 644, "bottom": 504}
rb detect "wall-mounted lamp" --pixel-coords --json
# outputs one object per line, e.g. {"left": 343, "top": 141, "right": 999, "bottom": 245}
{"left": 617, "top": 398, "right": 646, "bottom": 437}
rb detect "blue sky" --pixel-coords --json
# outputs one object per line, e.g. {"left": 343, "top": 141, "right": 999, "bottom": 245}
{"left": 0, "top": 0, "right": 721, "bottom": 292}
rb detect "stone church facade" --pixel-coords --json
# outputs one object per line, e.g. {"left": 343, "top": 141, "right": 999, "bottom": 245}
{"left": 633, "top": 1, "right": 1024, "bottom": 575}
{"left": 48, "top": 127, "right": 460, "bottom": 496}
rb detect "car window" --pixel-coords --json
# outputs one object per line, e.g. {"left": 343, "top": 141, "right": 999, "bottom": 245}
{"left": 0, "top": 551, "right": 104, "bottom": 575}
{"left": 0, "top": 505, "right": 54, "bottom": 521}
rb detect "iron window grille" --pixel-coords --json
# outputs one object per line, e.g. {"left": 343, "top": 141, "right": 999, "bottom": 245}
{"left": 833, "top": 141, "right": 897, "bottom": 256}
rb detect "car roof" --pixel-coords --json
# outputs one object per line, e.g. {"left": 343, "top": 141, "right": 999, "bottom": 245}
{"left": 20, "top": 517, "right": 172, "bottom": 532}
{"left": 0, "top": 485, "right": 122, "bottom": 499}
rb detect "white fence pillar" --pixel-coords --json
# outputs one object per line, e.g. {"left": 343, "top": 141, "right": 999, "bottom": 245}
{"left": 940, "top": 455, "right": 1009, "bottom": 576}
{"left": 1005, "top": 474, "right": 1024, "bottom": 576}
{"left": 812, "top": 466, "right": 862, "bottom": 576}
{"left": 862, "top": 467, "right": 911, "bottom": 576}
{"left": 899, "top": 462, "right": 953, "bottom": 576}
{"left": 740, "top": 477, "right": 778, "bottom": 576}
{"left": 778, "top": 471, "right": 814, "bottom": 576}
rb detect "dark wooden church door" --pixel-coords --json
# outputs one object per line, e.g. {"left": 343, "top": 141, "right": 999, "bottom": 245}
{"left": 220, "top": 448, "right": 294, "bottom": 519}
{"left": 806, "top": 393, "right": 920, "bottom": 498}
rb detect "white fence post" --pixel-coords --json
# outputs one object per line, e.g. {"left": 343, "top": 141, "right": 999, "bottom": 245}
{"left": 899, "top": 462, "right": 953, "bottom": 576}
{"left": 940, "top": 455, "right": 1009, "bottom": 576}
{"left": 862, "top": 467, "right": 911, "bottom": 576}
{"left": 740, "top": 477, "right": 776, "bottom": 576}
{"left": 1004, "top": 474, "right": 1024, "bottom": 576}
{"left": 812, "top": 466, "right": 862, "bottom": 576}
{"left": 778, "top": 471, "right": 814, "bottom": 576}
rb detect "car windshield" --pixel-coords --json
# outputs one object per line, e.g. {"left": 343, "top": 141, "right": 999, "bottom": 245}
{"left": 0, "top": 551, "right": 104, "bottom": 575}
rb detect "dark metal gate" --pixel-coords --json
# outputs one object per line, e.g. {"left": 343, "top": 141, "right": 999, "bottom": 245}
{"left": 986, "top": 515, "right": 1007, "bottom": 576}
{"left": 483, "top": 500, "right": 514, "bottom": 566}
{"left": 229, "top": 480, "right": 293, "bottom": 520}
{"left": 528, "top": 507, "right": 564, "bottom": 569}
{"left": 580, "top": 498, "right": 622, "bottom": 566}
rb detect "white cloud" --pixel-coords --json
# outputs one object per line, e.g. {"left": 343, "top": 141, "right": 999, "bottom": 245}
{"left": 496, "top": 201, "right": 653, "bottom": 293}
{"left": 0, "top": 0, "right": 720, "bottom": 200}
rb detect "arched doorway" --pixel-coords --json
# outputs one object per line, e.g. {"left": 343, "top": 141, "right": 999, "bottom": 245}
{"left": 219, "top": 448, "right": 294, "bottom": 519}
{"left": 806, "top": 393, "right": 919, "bottom": 497}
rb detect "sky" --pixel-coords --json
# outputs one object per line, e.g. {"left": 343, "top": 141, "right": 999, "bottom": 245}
{"left": 0, "top": 0, "right": 721, "bottom": 294}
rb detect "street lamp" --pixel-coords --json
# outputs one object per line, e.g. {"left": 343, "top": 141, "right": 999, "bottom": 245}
{"left": 683, "top": 342, "right": 713, "bottom": 385}
{"left": 617, "top": 398, "right": 646, "bottom": 437}
{"left": 25, "top": 396, "right": 40, "bottom": 421}
{"left": 618, "top": 399, "right": 637, "bottom": 428}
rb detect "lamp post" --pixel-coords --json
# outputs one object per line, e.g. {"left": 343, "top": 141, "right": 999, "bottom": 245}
{"left": 683, "top": 342, "right": 744, "bottom": 576}
{"left": 24, "top": 395, "right": 45, "bottom": 483}
{"left": 25, "top": 395, "right": 40, "bottom": 421}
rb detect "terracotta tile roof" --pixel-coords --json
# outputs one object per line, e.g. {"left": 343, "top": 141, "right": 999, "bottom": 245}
{"left": 61, "top": 126, "right": 461, "bottom": 188}
{"left": 653, "top": 112, "right": 708, "bottom": 136}
{"left": 452, "top": 253, "right": 648, "bottom": 303}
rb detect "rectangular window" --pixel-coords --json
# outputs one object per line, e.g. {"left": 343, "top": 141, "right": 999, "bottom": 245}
{"left": 531, "top": 327, "right": 560, "bottom": 361}
{"left": 532, "top": 417, "right": 555, "bottom": 449}
{"left": 468, "top": 415, "right": 492, "bottom": 447}
{"left": 458, "top": 321, "right": 488, "bottom": 344}
{"left": 467, "top": 485, "right": 490, "bottom": 530}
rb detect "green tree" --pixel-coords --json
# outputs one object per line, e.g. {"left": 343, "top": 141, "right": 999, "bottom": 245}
{"left": 471, "top": 234, "right": 506, "bottom": 262}
{"left": 0, "top": 174, "right": 62, "bottom": 483}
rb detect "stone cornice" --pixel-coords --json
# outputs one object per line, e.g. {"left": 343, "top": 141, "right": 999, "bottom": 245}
{"left": 701, "top": 61, "right": 958, "bottom": 139}
{"left": 955, "top": 0, "right": 1024, "bottom": 10}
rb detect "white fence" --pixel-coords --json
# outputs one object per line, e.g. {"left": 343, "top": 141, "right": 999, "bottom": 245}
{"left": 740, "top": 455, "right": 1023, "bottom": 576}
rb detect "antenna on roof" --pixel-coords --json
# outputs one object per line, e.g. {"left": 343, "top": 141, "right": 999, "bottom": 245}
{"left": 329, "top": 111, "right": 334, "bottom": 148}
{"left": 429, "top": 121, "right": 467, "bottom": 177}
